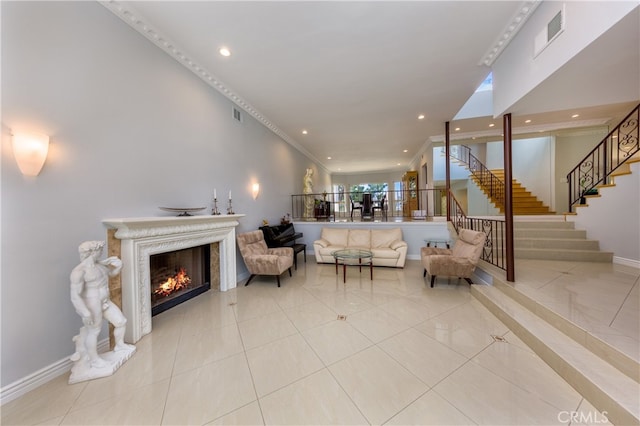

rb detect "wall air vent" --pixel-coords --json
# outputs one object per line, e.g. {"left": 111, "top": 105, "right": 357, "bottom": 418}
{"left": 232, "top": 107, "right": 242, "bottom": 123}
{"left": 534, "top": 5, "right": 565, "bottom": 57}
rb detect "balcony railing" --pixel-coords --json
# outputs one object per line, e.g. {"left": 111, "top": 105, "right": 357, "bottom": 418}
{"left": 567, "top": 103, "right": 639, "bottom": 211}
{"left": 290, "top": 188, "right": 448, "bottom": 221}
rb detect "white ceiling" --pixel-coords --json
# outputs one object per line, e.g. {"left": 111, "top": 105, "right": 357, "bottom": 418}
{"left": 108, "top": 1, "right": 639, "bottom": 174}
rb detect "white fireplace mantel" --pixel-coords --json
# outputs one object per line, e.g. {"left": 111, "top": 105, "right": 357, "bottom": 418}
{"left": 103, "top": 214, "right": 244, "bottom": 343}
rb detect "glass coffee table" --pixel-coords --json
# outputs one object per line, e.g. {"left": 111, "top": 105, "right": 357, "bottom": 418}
{"left": 424, "top": 238, "right": 451, "bottom": 249}
{"left": 331, "top": 249, "right": 373, "bottom": 283}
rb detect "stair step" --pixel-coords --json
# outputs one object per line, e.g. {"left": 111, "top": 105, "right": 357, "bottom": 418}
{"left": 512, "top": 201, "right": 544, "bottom": 207}
{"left": 514, "top": 238, "right": 600, "bottom": 250}
{"left": 611, "top": 163, "right": 631, "bottom": 175}
{"left": 507, "top": 208, "right": 555, "bottom": 214}
{"left": 470, "top": 170, "right": 554, "bottom": 215}
{"left": 513, "top": 248, "right": 613, "bottom": 262}
{"left": 514, "top": 229, "right": 587, "bottom": 239}
{"left": 472, "top": 284, "right": 640, "bottom": 426}
{"left": 513, "top": 221, "right": 575, "bottom": 229}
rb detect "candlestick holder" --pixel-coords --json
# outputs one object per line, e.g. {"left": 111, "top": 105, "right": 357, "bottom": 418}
{"left": 227, "top": 199, "right": 235, "bottom": 215}
{"left": 211, "top": 198, "right": 221, "bottom": 215}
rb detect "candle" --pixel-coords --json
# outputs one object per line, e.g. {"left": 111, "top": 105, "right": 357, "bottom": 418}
{"left": 214, "top": 188, "right": 217, "bottom": 199}
{"left": 229, "top": 190, "right": 232, "bottom": 199}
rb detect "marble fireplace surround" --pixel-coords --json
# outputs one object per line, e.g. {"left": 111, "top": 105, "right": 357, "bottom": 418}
{"left": 103, "top": 215, "right": 244, "bottom": 343}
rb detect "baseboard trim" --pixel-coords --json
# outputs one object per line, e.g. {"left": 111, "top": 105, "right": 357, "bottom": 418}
{"left": 0, "top": 339, "right": 109, "bottom": 406}
{"left": 613, "top": 256, "right": 640, "bottom": 269}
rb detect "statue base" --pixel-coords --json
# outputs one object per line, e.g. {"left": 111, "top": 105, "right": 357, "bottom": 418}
{"left": 68, "top": 347, "right": 136, "bottom": 384}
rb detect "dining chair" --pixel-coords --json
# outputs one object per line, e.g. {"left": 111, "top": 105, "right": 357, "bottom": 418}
{"left": 350, "top": 197, "right": 363, "bottom": 219}
{"left": 372, "top": 195, "right": 387, "bottom": 220}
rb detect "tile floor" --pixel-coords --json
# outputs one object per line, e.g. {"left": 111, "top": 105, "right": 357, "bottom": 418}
{"left": 2, "top": 259, "right": 628, "bottom": 426}
{"left": 507, "top": 259, "right": 640, "bottom": 364}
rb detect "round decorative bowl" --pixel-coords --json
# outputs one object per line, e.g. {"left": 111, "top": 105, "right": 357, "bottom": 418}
{"left": 159, "top": 207, "right": 206, "bottom": 216}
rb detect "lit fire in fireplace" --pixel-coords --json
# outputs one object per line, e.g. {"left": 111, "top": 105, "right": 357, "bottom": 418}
{"left": 153, "top": 267, "right": 192, "bottom": 297}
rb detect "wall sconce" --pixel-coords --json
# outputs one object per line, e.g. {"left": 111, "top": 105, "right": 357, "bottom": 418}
{"left": 12, "top": 131, "right": 50, "bottom": 176}
{"left": 252, "top": 183, "right": 260, "bottom": 200}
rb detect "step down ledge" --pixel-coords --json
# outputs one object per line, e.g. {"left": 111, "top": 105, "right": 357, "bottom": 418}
{"left": 472, "top": 285, "right": 640, "bottom": 426}
{"left": 487, "top": 278, "right": 639, "bottom": 383}
{"left": 512, "top": 249, "right": 613, "bottom": 262}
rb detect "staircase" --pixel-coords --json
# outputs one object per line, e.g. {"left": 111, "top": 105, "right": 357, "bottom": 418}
{"left": 448, "top": 146, "right": 554, "bottom": 215}
{"left": 512, "top": 219, "right": 613, "bottom": 262}
{"left": 567, "top": 103, "right": 639, "bottom": 211}
{"left": 471, "top": 169, "right": 554, "bottom": 215}
{"left": 471, "top": 270, "right": 639, "bottom": 426}
{"left": 573, "top": 156, "right": 640, "bottom": 212}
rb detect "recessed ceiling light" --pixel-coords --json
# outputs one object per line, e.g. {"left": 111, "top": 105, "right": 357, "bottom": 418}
{"left": 525, "top": 119, "right": 532, "bottom": 123}
{"left": 397, "top": 163, "right": 401, "bottom": 166}
{"left": 455, "top": 127, "right": 461, "bottom": 131}
{"left": 571, "top": 114, "right": 580, "bottom": 118}
{"left": 403, "top": 149, "right": 408, "bottom": 153}
{"left": 327, "top": 156, "right": 332, "bottom": 160}
{"left": 302, "top": 130, "right": 308, "bottom": 135}
{"left": 219, "top": 47, "right": 231, "bottom": 57}
{"left": 489, "top": 123, "right": 495, "bottom": 128}
{"left": 418, "top": 114, "right": 425, "bottom": 120}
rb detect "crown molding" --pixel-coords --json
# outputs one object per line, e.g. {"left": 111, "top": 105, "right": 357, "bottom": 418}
{"left": 478, "top": 0, "right": 541, "bottom": 67}
{"left": 98, "top": 0, "right": 331, "bottom": 175}
{"left": 429, "top": 118, "right": 611, "bottom": 143}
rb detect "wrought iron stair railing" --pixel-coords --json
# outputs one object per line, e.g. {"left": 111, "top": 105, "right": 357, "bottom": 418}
{"left": 567, "top": 103, "right": 639, "bottom": 212}
{"left": 449, "top": 191, "right": 506, "bottom": 271}
{"left": 448, "top": 145, "right": 506, "bottom": 209}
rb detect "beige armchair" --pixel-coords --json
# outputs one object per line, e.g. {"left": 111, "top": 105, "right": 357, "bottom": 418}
{"left": 237, "top": 230, "right": 294, "bottom": 287}
{"left": 421, "top": 228, "right": 486, "bottom": 288}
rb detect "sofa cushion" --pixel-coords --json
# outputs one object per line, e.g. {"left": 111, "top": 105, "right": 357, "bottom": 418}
{"left": 318, "top": 246, "right": 346, "bottom": 257}
{"left": 348, "top": 229, "right": 371, "bottom": 249}
{"left": 371, "top": 228, "right": 402, "bottom": 248}
{"left": 321, "top": 228, "right": 348, "bottom": 247}
{"left": 370, "top": 248, "right": 400, "bottom": 259}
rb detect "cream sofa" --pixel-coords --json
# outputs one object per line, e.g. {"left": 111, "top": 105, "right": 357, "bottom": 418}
{"left": 313, "top": 227, "right": 407, "bottom": 268}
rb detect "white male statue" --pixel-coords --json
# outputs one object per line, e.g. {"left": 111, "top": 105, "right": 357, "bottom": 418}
{"left": 68, "top": 240, "right": 136, "bottom": 384}
{"left": 303, "top": 168, "right": 314, "bottom": 218}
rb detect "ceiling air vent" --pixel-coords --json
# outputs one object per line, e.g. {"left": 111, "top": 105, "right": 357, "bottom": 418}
{"left": 232, "top": 106, "right": 242, "bottom": 123}
{"left": 534, "top": 5, "right": 564, "bottom": 57}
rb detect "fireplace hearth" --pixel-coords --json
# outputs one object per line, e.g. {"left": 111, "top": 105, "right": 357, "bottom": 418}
{"left": 103, "top": 215, "right": 244, "bottom": 343}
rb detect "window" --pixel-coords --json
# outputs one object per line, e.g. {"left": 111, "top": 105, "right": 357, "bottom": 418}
{"left": 349, "top": 183, "right": 388, "bottom": 202}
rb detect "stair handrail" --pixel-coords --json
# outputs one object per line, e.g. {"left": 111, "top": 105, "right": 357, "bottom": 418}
{"left": 448, "top": 145, "right": 506, "bottom": 208}
{"left": 448, "top": 190, "right": 507, "bottom": 271}
{"left": 567, "top": 103, "right": 639, "bottom": 212}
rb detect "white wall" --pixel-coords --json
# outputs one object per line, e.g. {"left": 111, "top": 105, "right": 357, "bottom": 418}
{"left": 486, "top": 136, "right": 554, "bottom": 209}
{"left": 1, "top": 2, "right": 327, "bottom": 388}
{"left": 467, "top": 180, "right": 500, "bottom": 216}
{"left": 433, "top": 147, "right": 472, "bottom": 181}
{"left": 493, "top": 1, "right": 638, "bottom": 114}
{"left": 568, "top": 162, "right": 640, "bottom": 264}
